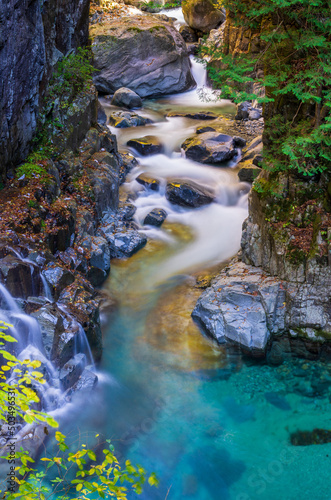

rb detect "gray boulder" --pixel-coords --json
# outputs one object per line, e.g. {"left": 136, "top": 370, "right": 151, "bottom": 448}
{"left": 238, "top": 163, "right": 262, "bottom": 183}
{"left": 91, "top": 15, "right": 195, "bottom": 98}
{"left": 42, "top": 265, "right": 75, "bottom": 300}
{"left": 127, "top": 136, "right": 164, "bottom": 156}
{"left": 108, "top": 111, "right": 152, "bottom": 128}
{"left": 182, "top": 132, "right": 237, "bottom": 164}
{"left": 59, "top": 354, "right": 87, "bottom": 390}
{"left": 111, "top": 87, "right": 142, "bottom": 109}
{"left": 88, "top": 236, "right": 111, "bottom": 286}
{"left": 182, "top": 0, "right": 225, "bottom": 33}
{"left": 166, "top": 180, "right": 214, "bottom": 208}
{"left": 144, "top": 209, "right": 167, "bottom": 227}
{"left": 136, "top": 173, "right": 160, "bottom": 191}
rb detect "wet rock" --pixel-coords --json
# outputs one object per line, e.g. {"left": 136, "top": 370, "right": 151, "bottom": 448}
{"left": 42, "top": 264, "right": 75, "bottom": 300}
{"left": 119, "top": 153, "right": 138, "bottom": 183}
{"left": 87, "top": 236, "right": 111, "bottom": 287}
{"left": 182, "top": 0, "right": 225, "bottom": 33}
{"left": 238, "top": 163, "right": 262, "bottom": 183}
{"left": 118, "top": 202, "right": 137, "bottom": 222}
{"left": 108, "top": 111, "right": 152, "bottom": 128}
{"left": 166, "top": 180, "right": 214, "bottom": 208}
{"left": 31, "top": 304, "right": 65, "bottom": 361}
{"left": 106, "top": 230, "right": 147, "bottom": 259}
{"left": 91, "top": 15, "right": 195, "bottom": 98}
{"left": 67, "top": 368, "right": 98, "bottom": 395}
{"left": 167, "top": 111, "right": 218, "bottom": 120}
{"left": 182, "top": 132, "right": 237, "bottom": 164}
{"left": 179, "top": 25, "right": 199, "bottom": 43}
{"left": 233, "top": 136, "right": 246, "bottom": 148}
{"left": 187, "top": 42, "right": 200, "bottom": 55}
{"left": 97, "top": 101, "right": 107, "bottom": 125}
{"left": 0, "top": 256, "right": 41, "bottom": 299}
{"left": 111, "top": 87, "right": 142, "bottom": 109}
{"left": 144, "top": 209, "right": 167, "bottom": 227}
{"left": 192, "top": 260, "right": 286, "bottom": 354}
{"left": 291, "top": 428, "right": 331, "bottom": 446}
{"left": 136, "top": 173, "right": 160, "bottom": 191}
{"left": 88, "top": 153, "right": 120, "bottom": 215}
{"left": 127, "top": 136, "right": 164, "bottom": 156}
{"left": 196, "top": 125, "right": 216, "bottom": 134}
{"left": 59, "top": 353, "right": 86, "bottom": 390}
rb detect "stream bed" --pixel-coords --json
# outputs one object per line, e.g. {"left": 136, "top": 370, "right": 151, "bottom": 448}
{"left": 53, "top": 41, "right": 331, "bottom": 500}
{"left": 50, "top": 11, "right": 331, "bottom": 500}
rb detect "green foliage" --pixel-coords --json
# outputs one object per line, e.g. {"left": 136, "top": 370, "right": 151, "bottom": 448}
{"left": 16, "top": 152, "right": 49, "bottom": 180}
{"left": 200, "top": 0, "right": 331, "bottom": 178}
{"left": 49, "top": 47, "right": 95, "bottom": 100}
{"left": 0, "top": 324, "right": 157, "bottom": 499}
{"left": 140, "top": 0, "right": 181, "bottom": 11}
{"left": 2, "top": 432, "right": 158, "bottom": 499}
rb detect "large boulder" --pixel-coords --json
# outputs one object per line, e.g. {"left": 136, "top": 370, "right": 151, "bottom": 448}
{"left": 166, "top": 180, "right": 214, "bottom": 208}
{"left": 108, "top": 111, "right": 152, "bottom": 128}
{"left": 111, "top": 87, "right": 142, "bottom": 109}
{"left": 91, "top": 16, "right": 195, "bottom": 98}
{"left": 182, "top": 0, "right": 225, "bottom": 33}
{"left": 182, "top": 132, "right": 237, "bottom": 164}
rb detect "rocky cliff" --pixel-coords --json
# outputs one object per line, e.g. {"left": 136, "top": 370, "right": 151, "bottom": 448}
{"left": 0, "top": 0, "right": 90, "bottom": 179}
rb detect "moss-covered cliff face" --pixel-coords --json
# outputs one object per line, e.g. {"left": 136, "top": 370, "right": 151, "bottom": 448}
{"left": 0, "top": 0, "right": 90, "bottom": 179}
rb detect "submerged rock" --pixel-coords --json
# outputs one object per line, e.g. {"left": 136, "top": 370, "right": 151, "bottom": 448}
{"left": 59, "top": 353, "right": 86, "bottom": 390}
{"left": 127, "top": 136, "right": 164, "bottom": 156}
{"left": 91, "top": 15, "right": 195, "bottom": 98}
{"left": 182, "top": 0, "right": 225, "bottom": 33}
{"left": 136, "top": 173, "right": 160, "bottom": 191}
{"left": 111, "top": 87, "right": 142, "bottom": 109}
{"left": 144, "top": 208, "right": 167, "bottom": 227}
{"left": 182, "top": 132, "right": 237, "bottom": 164}
{"left": 167, "top": 111, "right": 218, "bottom": 120}
{"left": 108, "top": 111, "right": 152, "bottom": 128}
{"left": 291, "top": 428, "right": 331, "bottom": 446}
{"left": 166, "top": 180, "right": 214, "bottom": 208}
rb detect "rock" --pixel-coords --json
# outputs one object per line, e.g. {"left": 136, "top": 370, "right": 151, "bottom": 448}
{"left": 167, "top": 111, "right": 218, "bottom": 120}
{"left": 0, "top": 256, "right": 41, "bottom": 299}
{"left": 179, "top": 25, "right": 199, "bottom": 43}
{"left": 192, "top": 259, "right": 331, "bottom": 356}
{"left": 144, "top": 209, "right": 167, "bottom": 227}
{"left": 111, "top": 87, "right": 142, "bottom": 109}
{"left": 238, "top": 163, "right": 262, "bottom": 183}
{"left": 68, "top": 368, "right": 98, "bottom": 394}
{"left": 136, "top": 173, "right": 160, "bottom": 191}
{"left": 31, "top": 305, "right": 63, "bottom": 360}
{"left": 100, "top": 224, "right": 147, "bottom": 259}
{"left": 127, "top": 136, "right": 164, "bottom": 156}
{"left": 97, "top": 101, "right": 107, "bottom": 125}
{"left": 290, "top": 429, "right": 331, "bottom": 446}
{"left": 91, "top": 15, "right": 195, "bottom": 98}
{"left": 119, "top": 153, "right": 138, "bottom": 183}
{"left": 235, "top": 102, "right": 250, "bottom": 120}
{"left": 196, "top": 125, "right": 216, "bottom": 134}
{"left": 187, "top": 43, "right": 200, "bottom": 55}
{"left": 182, "top": 132, "right": 237, "bottom": 164}
{"left": 235, "top": 102, "right": 263, "bottom": 121}
{"left": 249, "top": 108, "right": 262, "bottom": 120}
{"left": 59, "top": 354, "right": 86, "bottom": 390}
{"left": 88, "top": 152, "right": 121, "bottom": 216}
{"left": 42, "top": 265, "right": 75, "bottom": 300}
{"left": 233, "top": 136, "right": 246, "bottom": 148}
{"left": 192, "top": 260, "right": 286, "bottom": 354}
{"left": 0, "top": 0, "right": 90, "bottom": 178}
{"left": 241, "top": 135, "right": 263, "bottom": 162}
{"left": 182, "top": 0, "right": 225, "bottom": 33}
{"left": 166, "top": 180, "right": 214, "bottom": 208}
{"left": 108, "top": 111, "right": 152, "bottom": 128}
{"left": 87, "top": 236, "right": 111, "bottom": 287}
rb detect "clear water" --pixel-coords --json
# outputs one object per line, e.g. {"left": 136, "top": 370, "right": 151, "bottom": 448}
{"left": 51, "top": 51, "right": 331, "bottom": 499}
